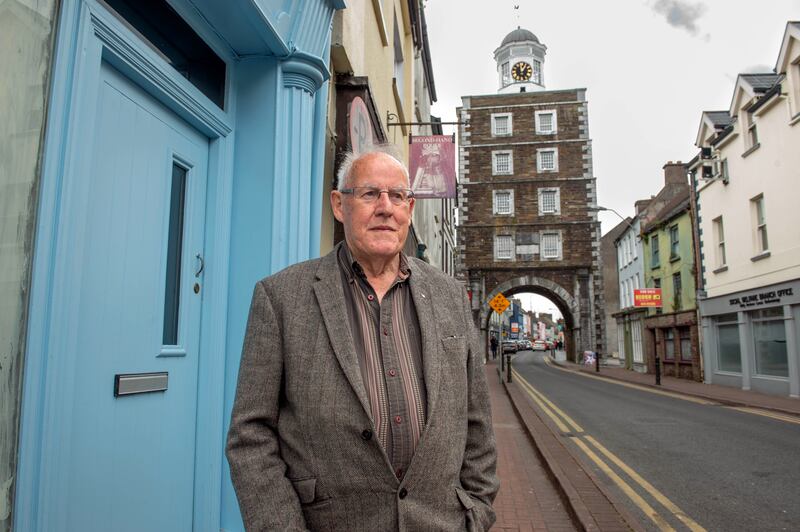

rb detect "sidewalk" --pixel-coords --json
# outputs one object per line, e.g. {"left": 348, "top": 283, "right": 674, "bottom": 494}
{"left": 485, "top": 359, "right": 635, "bottom": 531}
{"left": 485, "top": 359, "right": 577, "bottom": 531}
{"left": 558, "top": 358, "right": 800, "bottom": 416}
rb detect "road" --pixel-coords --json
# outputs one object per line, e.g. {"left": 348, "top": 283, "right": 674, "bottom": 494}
{"left": 511, "top": 350, "right": 800, "bottom": 532}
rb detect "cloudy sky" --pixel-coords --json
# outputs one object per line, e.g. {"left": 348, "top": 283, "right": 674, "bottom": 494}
{"left": 424, "top": 0, "right": 799, "bottom": 315}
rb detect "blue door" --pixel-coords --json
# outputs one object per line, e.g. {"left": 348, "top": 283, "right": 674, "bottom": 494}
{"left": 39, "top": 60, "right": 209, "bottom": 531}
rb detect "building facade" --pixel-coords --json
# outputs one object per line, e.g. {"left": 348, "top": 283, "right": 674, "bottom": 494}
{"left": 613, "top": 201, "right": 651, "bottom": 372}
{"left": 692, "top": 22, "right": 800, "bottom": 397}
{"left": 322, "top": 0, "right": 454, "bottom": 274}
{"left": 600, "top": 217, "right": 630, "bottom": 364}
{"left": 457, "top": 28, "right": 603, "bottom": 362}
{"left": 4, "top": 1, "right": 343, "bottom": 530}
{"left": 641, "top": 163, "right": 702, "bottom": 381}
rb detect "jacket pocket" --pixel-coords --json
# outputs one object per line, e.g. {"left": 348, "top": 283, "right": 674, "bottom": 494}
{"left": 290, "top": 477, "right": 317, "bottom": 504}
{"left": 455, "top": 487, "right": 479, "bottom": 532}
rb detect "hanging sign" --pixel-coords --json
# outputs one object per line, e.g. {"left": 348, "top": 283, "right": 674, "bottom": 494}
{"left": 489, "top": 293, "right": 510, "bottom": 314}
{"left": 634, "top": 288, "right": 662, "bottom": 308}
{"left": 409, "top": 135, "right": 456, "bottom": 198}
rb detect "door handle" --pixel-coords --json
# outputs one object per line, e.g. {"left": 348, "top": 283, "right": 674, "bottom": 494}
{"left": 195, "top": 253, "right": 204, "bottom": 277}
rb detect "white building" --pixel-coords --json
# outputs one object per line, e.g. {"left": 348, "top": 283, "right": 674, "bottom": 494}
{"left": 613, "top": 200, "right": 650, "bottom": 372}
{"left": 692, "top": 22, "right": 800, "bottom": 397}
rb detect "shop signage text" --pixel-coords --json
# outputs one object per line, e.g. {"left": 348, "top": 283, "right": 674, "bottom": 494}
{"left": 729, "top": 288, "right": 793, "bottom": 309}
{"left": 634, "top": 288, "right": 662, "bottom": 308}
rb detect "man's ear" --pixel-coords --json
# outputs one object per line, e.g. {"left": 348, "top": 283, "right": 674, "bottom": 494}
{"left": 407, "top": 197, "right": 415, "bottom": 222}
{"left": 331, "top": 190, "right": 345, "bottom": 223}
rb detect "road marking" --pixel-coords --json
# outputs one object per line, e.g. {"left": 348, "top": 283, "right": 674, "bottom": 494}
{"left": 512, "top": 368, "right": 707, "bottom": 532}
{"left": 543, "top": 355, "right": 716, "bottom": 405}
{"left": 584, "top": 435, "right": 706, "bottom": 532}
{"left": 727, "top": 406, "right": 800, "bottom": 425}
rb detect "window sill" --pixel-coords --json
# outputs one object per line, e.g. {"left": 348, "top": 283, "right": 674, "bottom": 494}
{"left": 712, "top": 265, "right": 728, "bottom": 274}
{"left": 492, "top": 133, "right": 513, "bottom": 138}
{"left": 493, "top": 212, "right": 515, "bottom": 217}
{"left": 492, "top": 173, "right": 514, "bottom": 177}
{"left": 741, "top": 142, "right": 760, "bottom": 158}
{"left": 669, "top": 255, "right": 681, "bottom": 263}
{"left": 790, "top": 112, "right": 800, "bottom": 126}
{"left": 535, "top": 130, "right": 556, "bottom": 135}
{"left": 651, "top": 263, "right": 661, "bottom": 270}
{"left": 750, "top": 250, "right": 771, "bottom": 262}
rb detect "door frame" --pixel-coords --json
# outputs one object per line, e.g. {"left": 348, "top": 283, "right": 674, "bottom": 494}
{"left": 16, "top": 1, "right": 235, "bottom": 530}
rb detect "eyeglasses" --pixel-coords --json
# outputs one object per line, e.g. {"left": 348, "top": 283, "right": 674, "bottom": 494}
{"left": 340, "top": 186, "right": 414, "bottom": 205}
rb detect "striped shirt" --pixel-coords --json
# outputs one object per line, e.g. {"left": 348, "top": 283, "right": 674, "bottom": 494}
{"left": 337, "top": 243, "right": 427, "bottom": 479}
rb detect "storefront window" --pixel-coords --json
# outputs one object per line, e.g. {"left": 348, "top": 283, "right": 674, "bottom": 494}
{"left": 664, "top": 329, "right": 675, "bottom": 360}
{"left": 716, "top": 313, "right": 741, "bottom": 373}
{"left": 752, "top": 308, "right": 788, "bottom": 378}
{"left": 679, "top": 327, "right": 692, "bottom": 361}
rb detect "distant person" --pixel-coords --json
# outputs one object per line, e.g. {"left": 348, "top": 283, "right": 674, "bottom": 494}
{"left": 490, "top": 336, "right": 498, "bottom": 360}
{"left": 227, "top": 145, "right": 498, "bottom": 531}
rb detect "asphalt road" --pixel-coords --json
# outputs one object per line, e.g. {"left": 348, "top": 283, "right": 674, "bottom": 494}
{"left": 511, "top": 350, "right": 800, "bottom": 532}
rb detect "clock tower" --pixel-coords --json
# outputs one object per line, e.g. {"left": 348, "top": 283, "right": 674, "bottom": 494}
{"left": 494, "top": 27, "right": 547, "bottom": 93}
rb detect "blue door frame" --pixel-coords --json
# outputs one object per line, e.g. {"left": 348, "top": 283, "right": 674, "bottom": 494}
{"left": 16, "top": 0, "right": 343, "bottom": 530}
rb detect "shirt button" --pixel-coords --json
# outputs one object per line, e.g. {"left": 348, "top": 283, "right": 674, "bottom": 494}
{"left": 361, "top": 429, "right": 373, "bottom": 440}
{"left": 398, "top": 488, "right": 408, "bottom": 499}
{"left": 367, "top": 294, "right": 374, "bottom": 301}
{"left": 394, "top": 415, "right": 402, "bottom": 424}
{"left": 396, "top": 468, "right": 403, "bottom": 478}
{"left": 388, "top": 369, "right": 397, "bottom": 377}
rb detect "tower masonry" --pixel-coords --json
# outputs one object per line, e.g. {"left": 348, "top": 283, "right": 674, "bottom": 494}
{"left": 457, "top": 27, "right": 605, "bottom": 361}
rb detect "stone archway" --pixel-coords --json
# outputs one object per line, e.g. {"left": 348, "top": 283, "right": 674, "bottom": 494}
{"left": 478, "top": 275, "right": 582, "bottom": 362}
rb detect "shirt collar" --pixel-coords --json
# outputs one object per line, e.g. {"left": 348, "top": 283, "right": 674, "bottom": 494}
{"left": 337, "top": 241, "right": 411, "bottom": 284}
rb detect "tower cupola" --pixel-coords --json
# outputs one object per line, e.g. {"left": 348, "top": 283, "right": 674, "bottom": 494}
{"left": 494, "top": 27, "right": 547, "bottom": 93}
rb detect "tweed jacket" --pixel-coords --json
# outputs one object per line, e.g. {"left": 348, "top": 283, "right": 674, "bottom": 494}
{"left": 226, "top": 246, "right": 498, "bottom": 531}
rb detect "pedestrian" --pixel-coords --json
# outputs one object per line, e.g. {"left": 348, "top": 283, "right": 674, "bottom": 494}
{"left": 490, "top": 335, "right": 498, "bottom": 360}
{"left": 226, "top": 145, "right": 499, "bottom": 531}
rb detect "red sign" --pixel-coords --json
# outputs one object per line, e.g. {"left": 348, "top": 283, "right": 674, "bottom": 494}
{"left": 634, "top": 288, "right": 663, "bottom": 308}
{"left": 409, "top": 135, "right": 456, "bottom": 198}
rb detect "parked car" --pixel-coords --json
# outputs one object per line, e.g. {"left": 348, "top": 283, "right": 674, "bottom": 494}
{"left": 501, "top": 340, "right": 517, "bottom": 353}
{"left": 520, "top": 340, "right": 532, "bottom": 350}
{"left": 532, "top": 340, "right": 547, "bottom": 351}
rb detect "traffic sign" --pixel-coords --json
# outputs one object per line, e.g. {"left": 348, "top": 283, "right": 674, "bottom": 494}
{"left": 489, "top": 293, "right": 510, "bottom": 314}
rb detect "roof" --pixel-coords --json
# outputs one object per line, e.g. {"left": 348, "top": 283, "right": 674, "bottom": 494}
{"left": 740, "top": 73, "right": 781, "bottom": 92}
{"left": 501, "top": 27, "right": 540, "bottom": 46}
{"left": 705, "top": 111, "right": 732, "bottom": 128}
{"left": 641, "top": 184, "right": 691, "bottom": 234}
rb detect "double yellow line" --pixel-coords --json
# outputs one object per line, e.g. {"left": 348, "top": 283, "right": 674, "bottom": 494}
{"left": 513, "top": 368, "right": 706, "bottom": 532}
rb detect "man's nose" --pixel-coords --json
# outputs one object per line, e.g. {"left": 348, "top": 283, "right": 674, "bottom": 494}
{"left": 373, "top": 191, "right": 395, "bottom": 212}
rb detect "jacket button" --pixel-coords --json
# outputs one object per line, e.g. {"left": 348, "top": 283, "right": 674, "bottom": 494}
{"left": 361, "top": 429, "right": 373, "bottom": 441}
{"left": 398, "top": 488, "right": 408, "bottom": 499}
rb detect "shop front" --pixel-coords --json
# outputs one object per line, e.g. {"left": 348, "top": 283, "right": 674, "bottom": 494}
{"left": 699, "top": 279, "right": 800, "bottom": 397}
{"left": 644, "top": 310, "right": 702, "bottom": 381}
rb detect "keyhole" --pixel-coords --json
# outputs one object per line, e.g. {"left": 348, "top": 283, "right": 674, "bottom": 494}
{"left": 194, "top": 283, "right": 200, "bottom": 294}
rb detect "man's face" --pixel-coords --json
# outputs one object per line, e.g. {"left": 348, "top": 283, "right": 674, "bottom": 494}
{"left": 331, "top": 153, "right": 415, "bottom": 262}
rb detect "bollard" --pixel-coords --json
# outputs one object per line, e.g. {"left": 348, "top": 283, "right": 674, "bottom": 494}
{"left": 500, "top": 349, "right": 505, "bottom": 373}
{"left": 655, "top": 355, "right": 662, "bottom": 385}
{"left": 506, "top": 353, "right": 512, "bottom": 383}
{"left": 595, "top": 351, "right": 601, "bottom": 373}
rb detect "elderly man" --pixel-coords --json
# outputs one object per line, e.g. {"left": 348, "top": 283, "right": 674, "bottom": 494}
{"left": 226, "top": 145, "right": 498, "bottom": 531}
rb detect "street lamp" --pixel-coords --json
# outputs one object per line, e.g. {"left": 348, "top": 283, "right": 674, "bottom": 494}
{"left": 590, "top": 205, "right": 636, "bottom": 232}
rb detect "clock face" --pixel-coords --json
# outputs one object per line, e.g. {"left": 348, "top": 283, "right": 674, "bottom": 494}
{"left": 511, "top": 61, "right": 533, "bottom": 81}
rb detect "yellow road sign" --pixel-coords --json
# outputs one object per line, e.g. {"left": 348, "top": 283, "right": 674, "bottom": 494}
{"left": 489, "top": 293, "right": 510, "bottom": 314}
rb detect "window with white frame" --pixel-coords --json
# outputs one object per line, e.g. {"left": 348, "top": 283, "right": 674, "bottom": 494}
{"left": 538, "top": 187, "right": 560, "bottom": 215}
{"left": 540, "top": 231, "right": 561, "bottom": 260}
{"left": 744, "top": 111, "right": 759, "bottom": 151}
{"left": 532, "top": 59, "right": 541, "bottom": 84}
{"left": 620, "top": 281, "right": 626, "bottom": 307}
{"left": 617, "top": 244, "right": 624, "bottom": 271}
{"left": 494, "top": 235, "right": 514, "bottom": 260}
{"left": 751, "top": 194, "right": 769, "bottom": 253}
{"left": 491, "top": 113, "right": 512, "bottom": 136}
{"left": 500, "top": 62, "right": 510, "bottom": 85}
{"left": 536, "top": 148, "right": 558, "bottom": 172}
{"left": 492, "top": 150, "right": 513, "bottom": 175}
{"left": 493, "top": 189, "right": 514, "bottom": 215}
{"left": 535, "top": 110, "right": 557, "bottom": 134}
{"left": 713, "top": 216, "right": 726, "bottom": 268}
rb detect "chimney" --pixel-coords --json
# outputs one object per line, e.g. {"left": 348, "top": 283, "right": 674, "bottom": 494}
{"left": 663, "top": 160, "right": 687, "bottom": 186}
{"left": 634, "top": 198, "right": 652, "bottom": 215}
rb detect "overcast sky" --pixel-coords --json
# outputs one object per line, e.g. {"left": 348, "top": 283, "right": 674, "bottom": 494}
{"left": 424, "top": 0, "right": 799, "bottom": 315}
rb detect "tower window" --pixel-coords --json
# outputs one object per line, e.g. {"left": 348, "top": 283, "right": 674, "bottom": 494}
{"left": 538, "top": 188, "right": 560, "bottom": 215}
{"left": 495, "top": 235, "right": 514, "bottom": 260}
{"left": 532, "top": 60, "right": 542, "bottom": 84}
{"left": 491, "top": 113, "right": 512, "bottom": 136}
{"left": 536, "top": 148, "right": 558, "bottom": 172}
{"left": 535, "top": 110, "right": 557, "bottom": 134}
{"left": 493, "top": 189, "right": 515, "bottom": 215}
{"left": 501, "top": 62, "right": 510, "bottom": 85}
{"left": 492, "top": 150, "right": 513, "bottom": 175}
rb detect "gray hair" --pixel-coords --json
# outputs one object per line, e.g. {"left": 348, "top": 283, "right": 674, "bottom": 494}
{"left": 336, "top": 144, "right": 409, "bottom": 191}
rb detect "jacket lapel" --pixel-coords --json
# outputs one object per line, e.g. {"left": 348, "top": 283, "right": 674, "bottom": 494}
{"left": 312, "top": 250, "right": 373, "bottom": 422}
{"left": 407, "top": 264, "right": 441, "bottom": 427}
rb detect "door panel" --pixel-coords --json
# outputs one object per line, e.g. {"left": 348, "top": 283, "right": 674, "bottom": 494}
{"left": 48, "top": 60, "right": 208, "bottom": 531}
